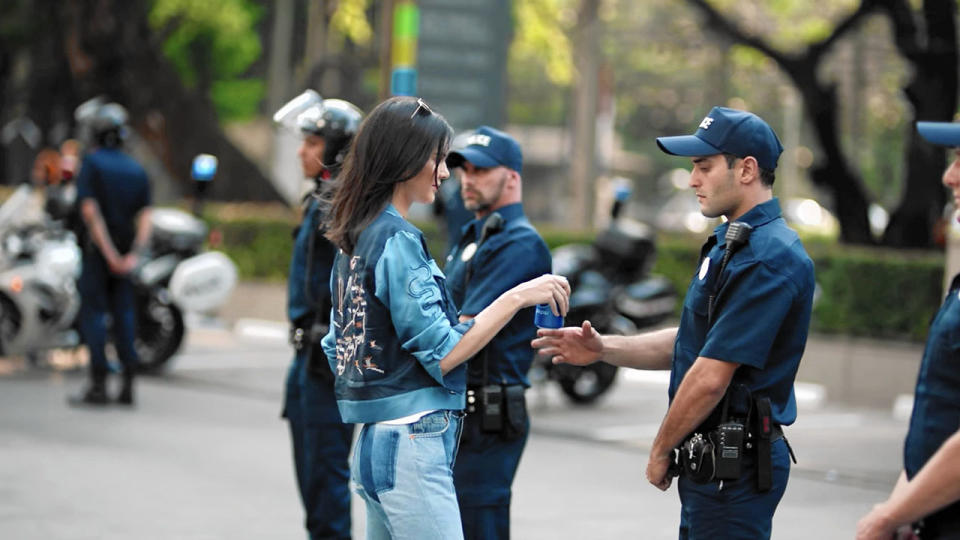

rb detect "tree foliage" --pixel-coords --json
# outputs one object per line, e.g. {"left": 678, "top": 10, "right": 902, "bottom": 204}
{"left": 330, "top": 0, "right": 374, "bottom": 47}
{"left": 512, "top": 0, "right": 575, "bottom": 86}
{"left": 685, "top": 0, "right": 957, "bottom": 246}
{"left": 505, "top": 0, "right": 957, "bottom": 247}
{"left": 0, "top": 0, "right": 280, "bottom": 200}
{"left": 149, "top": 0, "right": 264, "bottom": 121}
{"left": 507, "top": 0, "right": 578, "bottom": 125}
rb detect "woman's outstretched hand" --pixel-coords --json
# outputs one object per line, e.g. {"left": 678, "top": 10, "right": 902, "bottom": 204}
{"left": 511, "top": 274, "right": 570, "bottom": 316}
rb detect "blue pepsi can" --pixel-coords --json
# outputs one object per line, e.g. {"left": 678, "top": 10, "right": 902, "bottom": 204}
{"left": 534, "top": 303, "right": 563, "bottom": 329}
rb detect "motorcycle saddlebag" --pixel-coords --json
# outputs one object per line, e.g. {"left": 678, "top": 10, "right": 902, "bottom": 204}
{"left": 594, "top": 220, "right": 655, "bottom": 277}
{"left": 168, "top": 251, "right": 238, "bottom": 313}
{"left": 614, "top": 275, "right": 676, "bottom": 327}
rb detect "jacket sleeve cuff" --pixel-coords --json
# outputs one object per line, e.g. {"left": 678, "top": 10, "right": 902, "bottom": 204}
{"left": 321, "top": 311, "right": 338, "bottom": 372}
{"left": 417, "top": 319, "right": 476, "bottom": 386}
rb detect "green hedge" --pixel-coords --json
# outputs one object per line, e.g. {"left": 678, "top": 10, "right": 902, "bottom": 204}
{"left": 201, "top": 202, "right": 299, "bottom": 281}
{"left": 214, "top": 219, "right": 295, "bottom": 281}
{"left": 809, "top": 246, "right": 942, "bottom": 340}
{"left": 204, "top": 206, "right": 944, "bottom": 342}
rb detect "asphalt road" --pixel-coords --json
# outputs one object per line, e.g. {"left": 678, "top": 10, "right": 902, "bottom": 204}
{"left": 0, "top": 321, "right": 908, "bottom": 539}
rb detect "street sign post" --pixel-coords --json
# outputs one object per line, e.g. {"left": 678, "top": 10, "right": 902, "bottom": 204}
{"left": 410, "top": 0, "right": 512, "bottom": 131}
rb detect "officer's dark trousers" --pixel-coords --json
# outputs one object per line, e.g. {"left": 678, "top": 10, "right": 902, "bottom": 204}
{"left": 283, "top": 351, "right": 353, "bottom": 540}
{"left": 78, "top": 253, "right": 138, "bottom": 382}
{"left": 919, "top": 506, "right": 960, "bottom": 539}
{"left": 677, "top": 438, "right": 790, "bottom": 539}
{"left": 453, "top": 409, "right": 529, "bottom": 540}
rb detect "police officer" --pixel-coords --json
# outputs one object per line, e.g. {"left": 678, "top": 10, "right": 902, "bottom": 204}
{"left": 70, "top": 102, "right": 152, "bottom": 406}
{"left": 443, "top": 126, "right": 552, "bottom": 540}
{"left": 534, "top": 107, "right": 815, "bottom": 539}
{"left": 274, "top": 91, "right": 361, "bottom": 540}
{"left": 856, "top": 121, "right": 960, "bottom": 540}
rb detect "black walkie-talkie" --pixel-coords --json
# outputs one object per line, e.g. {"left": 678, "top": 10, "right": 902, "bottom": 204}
{"left": 465, "top": 212, "right": 504, "bottom": 283}
{"left": 478, "top": 212, "right": 504, "bottom": 246}
{"left": 707, "top": 221, "right": 753, "bottom": 326}
{"left": 724, "top": 221, "right": 753, "bottom": 255}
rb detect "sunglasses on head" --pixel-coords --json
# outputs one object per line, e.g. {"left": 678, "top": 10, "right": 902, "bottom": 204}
{"left": 410, "top": 98, "right": 433, "bottom": 119}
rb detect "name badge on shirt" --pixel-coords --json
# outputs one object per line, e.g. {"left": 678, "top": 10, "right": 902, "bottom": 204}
{"left": 460, "top": 242, "right": 478, "bottom": 262}
{"left": 698, "top": 257, "right": 710, "bottom": 280}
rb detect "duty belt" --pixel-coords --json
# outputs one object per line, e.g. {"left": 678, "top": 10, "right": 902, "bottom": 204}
{"left": 466, "top": 384, "right": 524, "bottom": 415}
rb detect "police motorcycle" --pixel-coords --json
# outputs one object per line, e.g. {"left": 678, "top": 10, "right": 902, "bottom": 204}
{"left": 130, "top": 154, "right": 237, "bottom": 372}
{"left": 71, "top": 98, "right": 237, "bottom": 372}
{"left": 534, "top": 184, "right": 677, "bottom": 404}
{"left": 0, "top": 185, "right": 83, "bottom": 358}
{"left": 0, "top": 156, "right": 236, "bottom": 373}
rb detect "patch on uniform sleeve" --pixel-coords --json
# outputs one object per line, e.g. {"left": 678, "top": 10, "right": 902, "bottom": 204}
{"left": 460, "top": 242, "right": 477, "bottom": 262}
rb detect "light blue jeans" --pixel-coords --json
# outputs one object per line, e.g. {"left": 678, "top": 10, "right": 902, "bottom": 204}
{"left": 352, "top": 410, "right": 465, "bottom": 540}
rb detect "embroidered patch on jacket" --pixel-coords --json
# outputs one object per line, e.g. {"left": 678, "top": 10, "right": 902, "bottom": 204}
{"left": 333, "top": 256, "right": 383, "bottom": 377}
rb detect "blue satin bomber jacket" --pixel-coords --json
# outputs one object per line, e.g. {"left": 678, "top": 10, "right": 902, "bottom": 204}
{"left": 321, "top": 204, "right": 474, "bottom": 423}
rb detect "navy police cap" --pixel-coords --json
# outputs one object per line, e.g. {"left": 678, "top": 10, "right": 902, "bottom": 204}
{"left": 918, "top": 121, "right": 960, "bottom": 147}
{"left": 656, "top": 106, "right": 784, "bottom": 171}
{"left": 447, "top": 125, "right": 523, "bottom": 174}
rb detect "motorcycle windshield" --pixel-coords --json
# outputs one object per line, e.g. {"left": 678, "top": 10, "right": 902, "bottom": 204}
{"left": 0, "top": 185, "right": 34, "bottom": 230}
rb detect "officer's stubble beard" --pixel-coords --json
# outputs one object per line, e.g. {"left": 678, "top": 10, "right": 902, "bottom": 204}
{"left": 702, "top": 166, "right": 739, "bottom": 220}
{"left": 463, "top": 170, "right": 508, "bottom": 216}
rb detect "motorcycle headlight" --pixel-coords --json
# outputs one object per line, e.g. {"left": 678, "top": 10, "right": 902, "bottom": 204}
{"left": 37, "top": 242, "right": 82, "bottom": 280}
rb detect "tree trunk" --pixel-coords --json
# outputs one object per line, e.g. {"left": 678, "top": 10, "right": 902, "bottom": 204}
{"left": 569, "top": 0, "right": 600, "bottom": 229}
{"left": 19, "top": 0, "right": 284, "bottom": 202}
{"left": 881, "top": 0, "right": 958, "bottom": 247}
{"left": 789, "top": 64, "right": 874, "bottom": 243}
{"left": 685, "top": 0, "right": 879, "bottom": 244}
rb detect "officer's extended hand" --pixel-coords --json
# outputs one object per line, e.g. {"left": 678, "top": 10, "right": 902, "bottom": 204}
{"left": 646, "top": 452, "right": 673, "bottom": 492}
{"left": 856, "top": 504, "right": 916, "bottom": 540}
{"left": 510, "top": 274, "right": 570, "bottom": 316}
{"left": 531, "top": 320, "right": 602, "bottom": 366}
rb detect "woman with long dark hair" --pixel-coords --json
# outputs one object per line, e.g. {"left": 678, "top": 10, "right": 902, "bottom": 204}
{"left": 321, "top": 96, "right": 569, "bottom": 539}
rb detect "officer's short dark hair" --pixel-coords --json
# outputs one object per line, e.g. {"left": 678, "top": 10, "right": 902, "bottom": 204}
{"left": 723, "top": 153, "right": 776, "bottom": 187}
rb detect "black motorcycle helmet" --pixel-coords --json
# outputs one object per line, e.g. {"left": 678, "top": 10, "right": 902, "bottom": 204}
{"left": 298, "top": 98, "right": 363, "bottom": 175}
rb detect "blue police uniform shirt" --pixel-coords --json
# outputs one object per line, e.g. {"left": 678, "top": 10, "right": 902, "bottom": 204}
{"left": 670, "top": 198, "right": 815, "bottom": 426}
{"left": 904, "top": 274, "right": 960, "bottom": 522}
{"left": 443, "top": 203, "right": 552, "bottom": 387}
{"left": 287, "top": 193, "right": 335, "bottom": 324}
{"left": 76, "top": 148, "right": 151, "bottom": 252}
